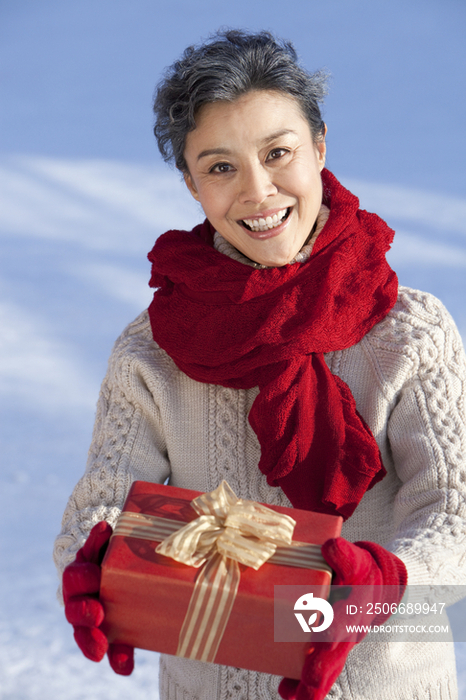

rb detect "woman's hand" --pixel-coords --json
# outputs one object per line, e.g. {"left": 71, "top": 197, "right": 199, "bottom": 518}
{"left": 62, "top": 521, "right": 134, "bottom": 675}
{"left": 279, "top": 537, "right": 407, "bottom": 700}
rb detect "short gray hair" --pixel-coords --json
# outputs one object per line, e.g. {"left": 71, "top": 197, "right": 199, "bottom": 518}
{"left": 153, "top": 29, "right": 328, "bottom": 172}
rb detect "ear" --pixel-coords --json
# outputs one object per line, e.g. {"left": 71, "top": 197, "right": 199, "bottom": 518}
{"left": 183, "top": 171, "right": 200, "bottom": 202}
{"left": 316, "top": 123, "right": 327, "bottom": 171}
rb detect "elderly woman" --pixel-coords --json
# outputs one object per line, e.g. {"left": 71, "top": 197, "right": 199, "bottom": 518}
{"left": 54, "top": 30, "right": 466, "bottom": 700}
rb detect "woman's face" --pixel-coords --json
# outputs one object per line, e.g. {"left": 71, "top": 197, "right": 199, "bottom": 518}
{"left": 183, "top": 90, "right": 326, "bottom": 267}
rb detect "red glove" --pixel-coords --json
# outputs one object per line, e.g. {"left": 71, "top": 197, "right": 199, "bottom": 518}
{"left": 62, "top": 521, "right": 134, "bottom": 675}
{"left": 279, "top": 538, "right": 407, "bottom": 700}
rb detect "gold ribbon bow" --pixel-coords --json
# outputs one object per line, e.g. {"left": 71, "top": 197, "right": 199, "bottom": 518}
{"left": 155, "top": 481, "right": 296, "bottom": 662}
{"left": 156, "top": 480, "right": 296, "bottom": 569}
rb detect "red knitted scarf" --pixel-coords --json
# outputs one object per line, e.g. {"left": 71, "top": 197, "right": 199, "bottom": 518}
{"left": 147, "top": 170, "right": 398, "bottom": 519}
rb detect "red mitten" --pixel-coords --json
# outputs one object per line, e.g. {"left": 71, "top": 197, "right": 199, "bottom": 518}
{"left": 62, "top": 521, "right": 134, "bottom": 675}
{"left": 279, "top": 538, "right": 407, "bottom": 700}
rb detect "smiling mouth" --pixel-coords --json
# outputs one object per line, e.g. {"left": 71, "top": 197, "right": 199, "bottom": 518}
{"left": 241, "top": 207, "right": 291, "bottom": 232}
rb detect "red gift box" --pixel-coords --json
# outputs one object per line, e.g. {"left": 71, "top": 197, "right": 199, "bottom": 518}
{"left": 100, "top": 481, "right": 342, "bottom": 679}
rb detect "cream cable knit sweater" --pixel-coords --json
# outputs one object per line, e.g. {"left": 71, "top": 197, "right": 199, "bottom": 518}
{"left": 54, "top": 230, "right": 466, "bottom": 700}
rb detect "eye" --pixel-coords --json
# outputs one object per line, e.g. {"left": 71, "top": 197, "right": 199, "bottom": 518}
{"left": 209, "top": 162, "right": 234, "bottom": 174}
{"left": 267, "top": 147, "right": 289, "bottom": 161}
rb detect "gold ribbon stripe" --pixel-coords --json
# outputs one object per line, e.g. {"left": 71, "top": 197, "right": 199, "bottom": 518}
{"left": 176, "top": 553, "right": 240, "bottom": 661}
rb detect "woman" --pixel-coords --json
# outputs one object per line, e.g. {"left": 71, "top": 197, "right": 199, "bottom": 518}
{"left": 54, "top": 30, "right": 466, "bottom": 700}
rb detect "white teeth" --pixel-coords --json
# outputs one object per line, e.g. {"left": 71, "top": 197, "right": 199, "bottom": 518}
{"left": 242, "top": 208, "right": 288, "bottom": 232}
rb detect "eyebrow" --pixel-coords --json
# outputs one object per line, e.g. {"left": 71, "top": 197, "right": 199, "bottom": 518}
{"left": 262, "top": 128, "right": 298, "bottom": 143}
{"left": 196, "top": 129, "right": 298, "bottom": 161}
{"left": 197, "top": 147, "right": 233, "bottom": 161}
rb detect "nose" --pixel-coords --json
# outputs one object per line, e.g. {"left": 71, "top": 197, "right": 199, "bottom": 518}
{"left": 237, "top": 162, "right": 277, "bottom": 205}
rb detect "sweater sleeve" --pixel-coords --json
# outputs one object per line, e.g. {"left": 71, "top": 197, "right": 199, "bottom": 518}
{"left": 383, "top": 289, "right": 466, "bottom": 591}
{"left": 53, "top": 312, "right": 172, "bottom": 594}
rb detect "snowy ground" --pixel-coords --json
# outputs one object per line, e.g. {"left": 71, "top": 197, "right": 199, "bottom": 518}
{"left": 1, "top": 156, "right": 466, "bottom": 698}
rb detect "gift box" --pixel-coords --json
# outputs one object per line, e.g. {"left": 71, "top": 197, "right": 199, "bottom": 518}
{"left": 100, "top": 481, "right": 342, "bottom": 679}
